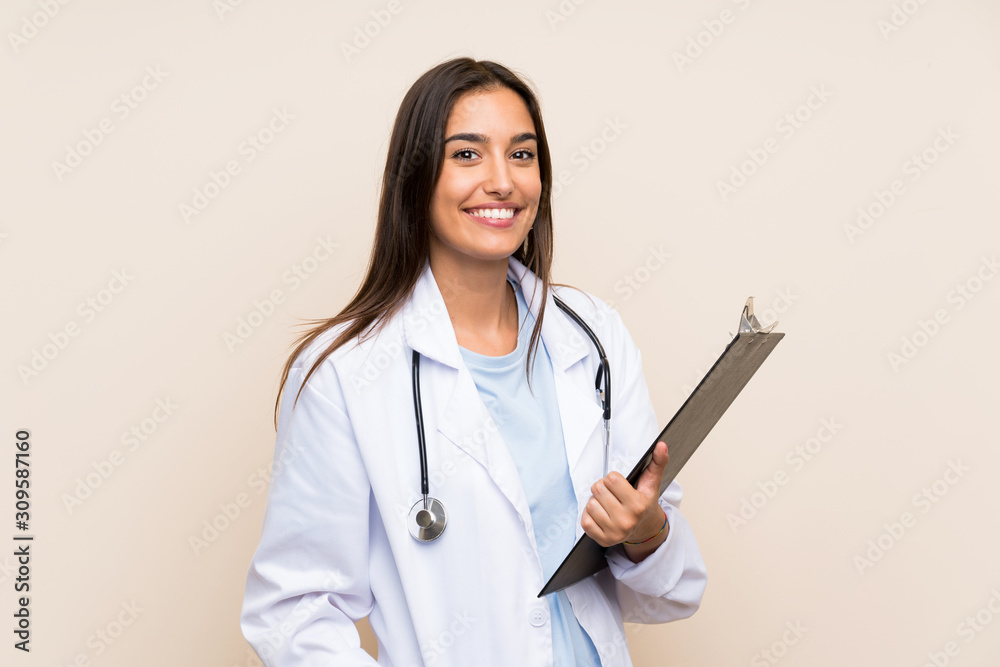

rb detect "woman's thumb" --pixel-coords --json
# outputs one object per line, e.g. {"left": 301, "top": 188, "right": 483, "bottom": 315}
{"left": 636, "top": 441, "right": 669, "bottom": 496}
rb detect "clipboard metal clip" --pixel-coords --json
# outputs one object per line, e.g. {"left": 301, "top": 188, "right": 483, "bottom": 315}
{"left": 737, "top": 296, "right": 778, "bottom": 335}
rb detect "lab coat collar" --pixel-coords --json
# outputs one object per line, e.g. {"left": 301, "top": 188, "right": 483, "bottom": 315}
{"left": 400, "top": 254, "right": 591, "bottom": 373}
{"left": 507, "top": 256, "right": 592, "bottom": 372}
{"left": 399, "top": 255, "right": 463, "bottom": 371}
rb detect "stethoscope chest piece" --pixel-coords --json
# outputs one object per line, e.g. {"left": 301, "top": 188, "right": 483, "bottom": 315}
{"left": 408, "top": 497, "right": 447, "bottom": 542}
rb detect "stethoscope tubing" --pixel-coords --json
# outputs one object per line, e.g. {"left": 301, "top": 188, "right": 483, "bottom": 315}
{"left": 408, "top": 293, "right": 610, "bottom": 542}
{"left": 553, "top": 295, "right": 610, "bottom": 421}
{"left": 410, "top": 348, "right": 430, "bottom": 498}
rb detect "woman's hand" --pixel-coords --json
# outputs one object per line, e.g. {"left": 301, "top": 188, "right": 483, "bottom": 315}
{"left": 581, "top": 441, "right": 670, "bottom": 562}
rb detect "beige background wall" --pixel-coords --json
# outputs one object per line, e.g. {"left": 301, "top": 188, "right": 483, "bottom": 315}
{"left": 3, "top": 0, "right": 999, "bottom": 665}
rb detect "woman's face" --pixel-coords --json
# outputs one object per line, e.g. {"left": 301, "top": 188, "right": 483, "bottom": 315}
{"left": 428, "top": 87, "right": 541, "bottom": 266}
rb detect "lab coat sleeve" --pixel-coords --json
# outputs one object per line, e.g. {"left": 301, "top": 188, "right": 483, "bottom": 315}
{"left": 601, "top": 308, "right": 708, "bottom": 624}
{"left": 240, "top": 362, "right": 378, "bottom": 665}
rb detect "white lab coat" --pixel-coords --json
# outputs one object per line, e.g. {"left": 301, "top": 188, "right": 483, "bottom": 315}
{"left": 241, "top": 254, "right": 707, "bottom": 666}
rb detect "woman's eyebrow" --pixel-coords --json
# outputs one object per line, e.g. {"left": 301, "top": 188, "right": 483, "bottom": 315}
{"left": 444, "top": 132, "right": 538, "bottom": 144}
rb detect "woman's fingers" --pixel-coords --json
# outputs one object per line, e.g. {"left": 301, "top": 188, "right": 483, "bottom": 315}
{"left": 584, "top": 480, "right": 637, "bottom": 545}
{"left": 583, "top": 456, "right": 669, "bottom": 546}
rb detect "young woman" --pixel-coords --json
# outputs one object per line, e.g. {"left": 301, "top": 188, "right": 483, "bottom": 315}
{"left": 241, "top": 57, "right": 707, "bottom": 666}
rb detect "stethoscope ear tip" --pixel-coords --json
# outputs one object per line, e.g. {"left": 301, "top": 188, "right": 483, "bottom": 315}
{"left": 408, "top": 497, "right": 447, "bottom": 542}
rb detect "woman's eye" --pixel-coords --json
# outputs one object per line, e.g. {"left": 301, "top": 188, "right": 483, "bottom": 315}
{"left": 451, "top": 148, "right": 535, "bottom": 161}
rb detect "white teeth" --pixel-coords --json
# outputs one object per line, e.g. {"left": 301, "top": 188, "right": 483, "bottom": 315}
{"left": 468, "top": 208, "right": 515, "bottom": 219}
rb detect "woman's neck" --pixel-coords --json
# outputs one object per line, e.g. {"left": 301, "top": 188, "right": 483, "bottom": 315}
{"left": 428, "top": 248, "right": 518, "bottom": 356}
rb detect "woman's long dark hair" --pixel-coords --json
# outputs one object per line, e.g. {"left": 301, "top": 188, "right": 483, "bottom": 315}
{"left": 274, "top": 57, "right": 563, "bottom": 427}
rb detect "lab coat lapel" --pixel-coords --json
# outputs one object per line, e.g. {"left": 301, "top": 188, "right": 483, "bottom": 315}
{"left": 401, "top": 258, "right": 535, "bottom": 534}
{"left": 507, "top": 258, "right": 603, "bottom": 477}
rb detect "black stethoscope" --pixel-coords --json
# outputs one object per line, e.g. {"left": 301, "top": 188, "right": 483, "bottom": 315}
{"left": 408, "top": 293, "right": 611, "bottom": 542}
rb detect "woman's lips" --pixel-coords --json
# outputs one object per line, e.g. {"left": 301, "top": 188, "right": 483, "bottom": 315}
{"left": 462, "top": 208, "right": 519, "bottom": 229}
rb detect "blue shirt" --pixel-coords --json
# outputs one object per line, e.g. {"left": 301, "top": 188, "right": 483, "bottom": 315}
{"left": 458, "top": 278, "right": 603, "bottom": 667}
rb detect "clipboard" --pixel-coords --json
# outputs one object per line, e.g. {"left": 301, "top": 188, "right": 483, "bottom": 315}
{"left": 538, "top": 297, "right": 785, "bottom": 597}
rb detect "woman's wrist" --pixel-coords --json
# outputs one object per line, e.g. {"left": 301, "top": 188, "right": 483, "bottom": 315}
{"left": 623, "top": 506, "right": 668, "bottom": 546}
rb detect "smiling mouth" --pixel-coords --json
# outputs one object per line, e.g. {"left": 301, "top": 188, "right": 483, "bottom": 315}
{"left": 463, "top": 207, "right": 519, "bottom": 220}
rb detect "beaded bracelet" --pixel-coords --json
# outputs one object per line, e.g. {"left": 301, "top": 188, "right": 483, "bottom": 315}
{"left": 623, "top": 507, "right": 668, "bottom": 546}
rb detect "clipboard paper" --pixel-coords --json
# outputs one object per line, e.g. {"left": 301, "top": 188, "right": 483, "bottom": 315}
{"left": 538, "top": 297, "right": 784, "bottom": 597}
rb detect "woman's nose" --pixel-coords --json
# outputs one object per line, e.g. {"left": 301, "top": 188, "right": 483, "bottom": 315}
{"left": 484, "top": 155, "right": 513, "bottom": 196}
